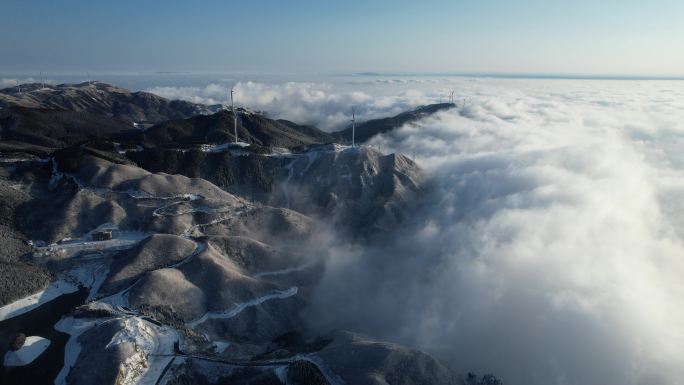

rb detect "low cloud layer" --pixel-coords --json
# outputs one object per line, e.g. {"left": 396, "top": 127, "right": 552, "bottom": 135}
{"left": 0, "top": 77, "right": 37, "bottom": 88}
{"left": 147, "top": 81, "right": 443, "bottom": 130}
{"left": 307, "top": 79, "right": 684, "bottom": 385}
{"left": 149, "top": 76, "right": 684, "bottom": 383}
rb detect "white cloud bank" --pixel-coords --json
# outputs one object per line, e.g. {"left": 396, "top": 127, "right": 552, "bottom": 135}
{"left": 307, "top": 79, "right": 684, "bottom": 385}
{"left": 149, "top": 77, "right": 684, "bottom": 383}
{"left": 0, "top": 78, "right": 36, "bottom": 88}
{"left": 146, "top": 81, "right": 441, "bottom": 130}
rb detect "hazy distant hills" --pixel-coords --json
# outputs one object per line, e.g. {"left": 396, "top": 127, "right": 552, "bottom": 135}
{"left": 0, "top": 82, "right": 338, "bottom": 153}
{"left": 0, "top": 82, "right": 211, "bottom": 154}
{"left": 0, "top": 81, "right": 208, "bottom": 126}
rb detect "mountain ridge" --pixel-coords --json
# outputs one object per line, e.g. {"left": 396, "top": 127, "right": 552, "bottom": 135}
{"left": 0, "top": 81, "right": 211, "bottom": 126}
{"left": 333, "top": 102, "right": 455, "bottom": 143}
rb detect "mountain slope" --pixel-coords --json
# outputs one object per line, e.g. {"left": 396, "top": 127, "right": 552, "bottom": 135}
{"left": 0, "top": 105, "right": 136, "bottom": 148}
{"left": 0, "top": 176, "right": 51, "bottom": 306}
{"left": 135, "top": 109, "right": 334, "bottom": 149}
{"left": 127, "top": 144, "right": 426, "bottom": 237}
{"left": 0, "top": 81, "right": 218, "bottom": 152}
{"left": 333, "top": 103, "right": 455, "bottom": 143}
{"left": 0, "top": 82, "right": 208, "bottom": 126}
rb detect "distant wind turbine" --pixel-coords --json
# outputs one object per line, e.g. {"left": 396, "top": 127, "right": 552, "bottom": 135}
{"left": 231, "top": 86, "right": 238, "bottom": 143}
{"left": 351, "top": 107, "right": 356, "bottom": 147}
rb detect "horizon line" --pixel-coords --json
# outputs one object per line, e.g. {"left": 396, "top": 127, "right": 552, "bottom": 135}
{"left": 2, "top": 70, "right": 684, "bottom": 82}
{"left": 350, "top": 71, "right": 684, "bottom": 81}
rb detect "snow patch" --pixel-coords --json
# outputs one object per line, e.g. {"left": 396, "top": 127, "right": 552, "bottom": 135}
{"left": 188, "top": 287, "right": 298, "bottom": 328}
{"left": 199, "top": 141, "right": 251, "bottom": 154}
{"left": 212, "top": 341, "right": 231, "bottom": 353}
{"left": 274, "top": 366, "right": 288, "bottom": 384}
{"left": 106, "top": 317, "right": 181, "bottom": 385}
{"left": 105, "top": 317, "right": 154, "bottom": 350}
{"left": 54, "top": 316, "right": 101, "bottom": 385}
{"left": 34, "top": 225, "right": 148, "bottom": 259}
{"left": 254, "top": 263, "right": 314, "bottom": 279}
{"left": 0, "top": 280, "right": 78, "bottom": 321}
{"left": 97, "top": 289, "right": 131, "bottom": 309}
{"left": 281, "top": 159, "right": 296, "bottom": 208}
{"left": 0, "top": 157, "right": 48, "bottom": 163}
{"left": 3, "top": 336, "right": 50, "bottom": 366}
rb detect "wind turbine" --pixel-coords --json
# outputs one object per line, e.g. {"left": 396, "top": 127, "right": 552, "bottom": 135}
{"left": 40, "top": 72, "right": 45, "bottom": 89}
{"left": 351, "top": 107, "right": 356, "bottom": 147}
{"left": 231, "top": 86, "right": 238, "bottom": 144}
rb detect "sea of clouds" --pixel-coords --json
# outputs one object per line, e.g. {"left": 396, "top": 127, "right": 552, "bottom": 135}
{"left": 149, "top": 77, "right": 684, "bottom": 384}
{"left": 153, "top": 75, "right": 684, "bottom": 384}
{"left": 301, "top": 78, "right": 684, "bottom": 385}
{"left": 0, "top": 77, "right": 36, "bottom": 88}
{"left": 3, "top": 72, "right": 682, "bottom": 384}
{"left": 146, "top": 78, "right": 447, "bottom": 131}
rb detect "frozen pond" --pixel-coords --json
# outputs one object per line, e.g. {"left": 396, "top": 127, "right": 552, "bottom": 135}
{"left": 0, "top": 287, "right": 88, "bottom": 385}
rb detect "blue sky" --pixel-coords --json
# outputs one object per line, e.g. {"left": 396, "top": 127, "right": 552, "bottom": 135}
{"left": 1, "top": 0, "right": 682, "bottom": 75}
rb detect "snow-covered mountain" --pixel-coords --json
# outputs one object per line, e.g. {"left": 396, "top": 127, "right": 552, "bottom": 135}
{"left": 0, "top": 82, "right": 499, "bottom": 385}
{"left": 0, "top": 82, "right": 209, "bottom": 127}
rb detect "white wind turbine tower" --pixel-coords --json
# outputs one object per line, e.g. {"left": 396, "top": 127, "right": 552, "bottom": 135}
{"left": 351, "top": 107, "right": 356, "bottom": 147}
{"left": 231, "top": 86, "right": 238, "bottom": 144}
